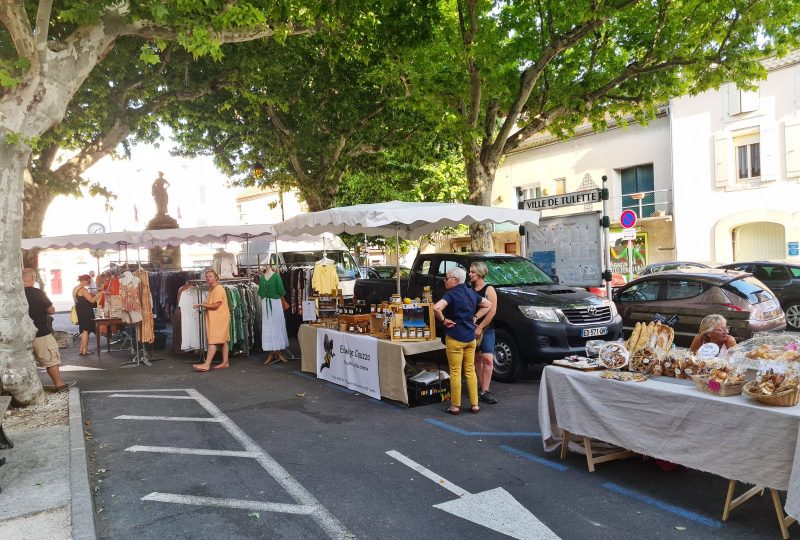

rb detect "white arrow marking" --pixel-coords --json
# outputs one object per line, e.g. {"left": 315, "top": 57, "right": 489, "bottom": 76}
{"left": 386, "top": 450, "right": 560, "bottom": 540}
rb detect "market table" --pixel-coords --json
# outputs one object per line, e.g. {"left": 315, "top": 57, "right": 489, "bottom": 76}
{"left": 298, "top": 324, "right": 446, "bottom": 406}
{"left": 538, "top": 365, "right": 800, "bottom": 535}
{"left": 92, "top": 317, "right": 123, "bottom": 359}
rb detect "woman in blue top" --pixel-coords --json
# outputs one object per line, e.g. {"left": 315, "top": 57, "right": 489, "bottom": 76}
{"left": 434, "top": 267, "right": 492, "bottom": 415}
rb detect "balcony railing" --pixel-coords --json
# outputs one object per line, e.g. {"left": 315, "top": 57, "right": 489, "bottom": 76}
{"left": 611, "top": 188, "right": 672, "bottom": 221}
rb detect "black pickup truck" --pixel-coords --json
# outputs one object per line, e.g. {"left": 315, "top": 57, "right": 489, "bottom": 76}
{"left": 354, "top": 252, "right": 623, "bottom": 382}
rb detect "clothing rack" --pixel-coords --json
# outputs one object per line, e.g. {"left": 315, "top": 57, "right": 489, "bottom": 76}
{"left": 187, "top": 278, "right": 254, "bottom": 362}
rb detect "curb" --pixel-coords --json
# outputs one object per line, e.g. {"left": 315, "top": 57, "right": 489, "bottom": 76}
{"left": 69, "top": 387, "right": 97, "bottom": 540}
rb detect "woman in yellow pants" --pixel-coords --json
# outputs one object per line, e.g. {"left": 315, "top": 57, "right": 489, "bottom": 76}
{"left": 433, "top": 267, "right": 492, "bottom": 415}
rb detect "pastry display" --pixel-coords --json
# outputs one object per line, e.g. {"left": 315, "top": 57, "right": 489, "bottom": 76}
{"left": 553, "top": 356, "right": 600, "bottom": 370}
{"left": 600, "top": 370, "right": 647, "bottom": 382}
{"left": 626, "top": 321, "right": 674, "bottom": 355}
{"left": 598, "top": 342, "right": 629, "bottom": 369}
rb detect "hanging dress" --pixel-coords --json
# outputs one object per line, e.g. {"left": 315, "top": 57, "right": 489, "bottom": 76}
{"left": 259, "top": 271, "right": 289, "bottom": 351}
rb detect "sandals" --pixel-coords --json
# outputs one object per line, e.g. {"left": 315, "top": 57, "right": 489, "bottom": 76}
{"left": 444, "top": 407, "right": 460, "bottom": 415}
{"left": 470, "top": 406, "right": 480, "bottom": 414}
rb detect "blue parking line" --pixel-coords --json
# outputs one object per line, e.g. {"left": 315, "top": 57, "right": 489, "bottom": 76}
{"left": 601, "top": 482, "right": 723, "bottom": 529}
{"left": 424, "top": 418, "right": 540, "bottom": 437}
{"left": 500, "top": 445, "right": 568, "bottom": 471}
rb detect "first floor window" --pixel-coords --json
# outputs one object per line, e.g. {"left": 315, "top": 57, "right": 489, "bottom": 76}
{"left": 734, "top": 132, "right": 760, "bottom": 180}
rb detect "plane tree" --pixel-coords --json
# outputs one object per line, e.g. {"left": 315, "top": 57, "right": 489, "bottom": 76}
{"left": 414, "top": 0, "right": 800, "bottom": 249}
{"left": 0, "top": 0, "right": 338, "bottom": 404}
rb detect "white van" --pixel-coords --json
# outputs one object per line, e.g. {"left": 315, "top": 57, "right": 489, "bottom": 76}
{"left": 239, "top": 234, "right": 361, "bottom": 298}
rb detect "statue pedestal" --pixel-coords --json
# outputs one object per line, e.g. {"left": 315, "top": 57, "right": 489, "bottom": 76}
{"left": 146, "top": 215, "right": 179, "bottom": 230}
{"left": 148, "top": 246, "right": 182, "bottom": 270}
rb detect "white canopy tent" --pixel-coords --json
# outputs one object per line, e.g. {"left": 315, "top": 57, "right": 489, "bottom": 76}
{"left": 273, "top": 200, "right": 541, "bottom": 294}
{"left": 22, "top": 223, "right": 277, "bottom": 251}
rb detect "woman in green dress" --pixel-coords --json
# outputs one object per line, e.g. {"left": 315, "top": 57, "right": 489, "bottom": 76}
{"left": 258, "top": 264, "right": 289, "bottom": 365}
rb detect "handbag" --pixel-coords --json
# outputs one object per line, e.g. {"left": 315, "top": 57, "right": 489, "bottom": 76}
{"left": 280, "top": 297, "right": 290, "bottom": 311}
{"left": 70, "top": 305, "right": 79, "bottom": 325}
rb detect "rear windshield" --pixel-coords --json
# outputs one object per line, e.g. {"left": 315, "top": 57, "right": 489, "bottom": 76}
{"left": 722, "top": 276, "right": 775, "bottom": 304}
{"left": 481, "top": 258, "right": 553, "bottom": 286}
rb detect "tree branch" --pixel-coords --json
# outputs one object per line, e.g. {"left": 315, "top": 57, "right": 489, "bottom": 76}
{"left": 266, "top": 103, "right": 309, "bottom": 184}
{"left": 34, "top": 0, "right": 53, "bottom": 63}
{"left": 0, "top": 0, "right": 35, "bottom": 62}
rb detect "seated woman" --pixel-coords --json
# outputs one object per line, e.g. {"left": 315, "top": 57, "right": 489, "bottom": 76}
{"left": 690, "top": 314, "right": 736, "bottom": 357}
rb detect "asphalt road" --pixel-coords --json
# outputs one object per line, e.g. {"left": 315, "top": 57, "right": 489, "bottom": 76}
{"left": 48, "top": 313, "right": 783, "bottom": 540}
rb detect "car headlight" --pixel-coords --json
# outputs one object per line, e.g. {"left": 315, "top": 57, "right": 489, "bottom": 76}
{"left": 519, "top": 306, "right": 562, "bottom": 322}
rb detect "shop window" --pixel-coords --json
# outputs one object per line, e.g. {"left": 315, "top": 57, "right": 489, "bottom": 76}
{"left": 620, "top": 164, "right": 654, "bottom": 219}
{"left": 555, "top": 178, "right": 566, "bottom": 195}
{"left": 734, "top": 132, "right": 760, "bottom": 181}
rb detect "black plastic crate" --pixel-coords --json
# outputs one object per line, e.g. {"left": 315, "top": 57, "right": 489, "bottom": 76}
{"left": 407, "top": 377, "right": 450, "bottom": 408}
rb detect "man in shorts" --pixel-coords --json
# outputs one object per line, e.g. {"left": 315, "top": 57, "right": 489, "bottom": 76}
{"left": 23, "top": 268, "right": 73, "bottom": 392}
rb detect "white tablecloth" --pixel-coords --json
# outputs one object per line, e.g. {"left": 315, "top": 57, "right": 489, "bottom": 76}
{"left": 538, "top": 366, "right": 800, "bottom": 519}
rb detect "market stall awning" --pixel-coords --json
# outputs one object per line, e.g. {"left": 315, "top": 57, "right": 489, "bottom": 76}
{"left": 22, "top": 223, "right": 277, "bottom": 251}
{"left": 273, "top": 200, "right": 541, "bottom": 295}
{"left": 143, "top": 223, "right": 276, "bottom": 247}
{"left": 273, "top": 200, "right": 540, "bottom": 239}
{"left": 21, "top": 231, "right": 144, "bottom": 251}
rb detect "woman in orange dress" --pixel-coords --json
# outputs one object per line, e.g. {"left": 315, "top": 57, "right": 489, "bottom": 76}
{"left": 192, "top": 269, "right": 231, "bottom": 372}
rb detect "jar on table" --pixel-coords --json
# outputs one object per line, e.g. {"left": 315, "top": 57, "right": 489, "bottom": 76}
{"left": 423, "top": 326, "right": 431, "bottom": 338}
{"left": 400, "top": 328, "right": 408, "bottom": 339}
{"left": 393, "top": 328, "right": 401, "bottom": 339}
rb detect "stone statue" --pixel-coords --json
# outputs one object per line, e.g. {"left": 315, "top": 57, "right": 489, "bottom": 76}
{"left": 152, "top": 172, "right": 170, "bottom": 215}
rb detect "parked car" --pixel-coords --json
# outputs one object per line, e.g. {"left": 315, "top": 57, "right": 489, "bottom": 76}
{"left": 355, "top": 252, "right": 623, "bottom": 382}
{"left": 587, "top": 273, "right": 627, "bottom": 297}
{"left": 717, "top": 261, "right": 800, "bottom": 331}
{"left": 361, "top": 265, "right": 411, "bottom": 280}
{"left": 637, "top": 261, "right": 711, "bottom": 277}
{"left": 612, "top": 269, "right": 786, "bottom": 346}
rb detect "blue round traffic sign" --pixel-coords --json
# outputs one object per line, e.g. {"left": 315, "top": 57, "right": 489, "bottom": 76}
{"left": 620, "top": 209, "right": 637, "bottom": 229}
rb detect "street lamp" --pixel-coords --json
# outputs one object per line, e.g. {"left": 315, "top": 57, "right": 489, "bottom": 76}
{"left": 252, "top": 162, "right": 265, "bottom": 179}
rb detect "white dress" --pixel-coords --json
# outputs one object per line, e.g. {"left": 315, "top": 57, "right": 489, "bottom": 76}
{"left": 260, "top": 272, "right": 289, "bottom": 352}
{"left": 179, "top": 288, "right": 203, "bottom": 351}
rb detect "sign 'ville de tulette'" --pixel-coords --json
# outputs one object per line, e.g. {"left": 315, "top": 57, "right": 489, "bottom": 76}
{"left": 521, "top": 189, "right": 601, "bottom": 210}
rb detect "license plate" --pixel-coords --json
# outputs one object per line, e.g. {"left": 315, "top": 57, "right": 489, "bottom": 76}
{"left": 581, "top": 327, "right": 608, "bottom": 338}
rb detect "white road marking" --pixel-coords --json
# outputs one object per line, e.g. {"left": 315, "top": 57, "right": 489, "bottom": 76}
{"left": 110, "top": 394, "right": 196, "bottom": 399}
{"left": 385, "top": 450, "right": 469, "bottom": 497}
{"left": 59, "top": 365, "right": 105, "bottom": 371}
{"left": 142, "top": 493, "right": 315, "bottom": 515}
{"left": 102, "top": 388, "right": 351, "bottom": 539}
{"left": 183, "top": 389, "right": 351, "bottom": 539}
{"left": 114, "top": 415, "right": 220, "bottom": 422}
{"left": 125, "top": 445, "right": 259, "bottom": 458}
{"left": 387, "top": 450, "right": 561, "bottom": 540}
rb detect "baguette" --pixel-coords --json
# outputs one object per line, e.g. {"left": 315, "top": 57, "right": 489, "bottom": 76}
{"left": 626, "top": 322, "right": 642, "bottom": 351}
{"left": 633, "top": 322, "right": 654, "bottom": 352}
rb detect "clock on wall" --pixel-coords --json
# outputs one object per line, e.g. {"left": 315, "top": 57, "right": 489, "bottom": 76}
{"left": 87, "top": 222, "right": 106, "bottom": 234}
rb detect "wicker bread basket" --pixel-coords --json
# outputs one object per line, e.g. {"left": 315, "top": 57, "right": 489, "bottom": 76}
{"left": 742, "top": 380, "right": 800, "bottom": 407}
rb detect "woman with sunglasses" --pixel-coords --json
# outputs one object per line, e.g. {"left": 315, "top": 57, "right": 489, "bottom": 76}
{"left": 690, "top": 314, "right": 736, "bottom": 357}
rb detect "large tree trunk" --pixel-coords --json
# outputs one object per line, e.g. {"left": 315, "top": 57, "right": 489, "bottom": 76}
{"left": 466, "top": 155, "right": 496, "bottom": 252}
{"left": 21, "top": 178, "right": 54, "bottom": 273}
{"left": 0, "top": 142, "right": 45, "bottom": 405}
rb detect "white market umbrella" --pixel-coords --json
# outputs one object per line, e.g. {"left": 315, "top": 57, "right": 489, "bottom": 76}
{"left": 22, "top": 230, "right": 142, "bottom": 251}
{"left": 141, "top": 223, "right": 276, "bottom": 247}
{"left": 274, "top": 201, "right": 541, "bottom": 295}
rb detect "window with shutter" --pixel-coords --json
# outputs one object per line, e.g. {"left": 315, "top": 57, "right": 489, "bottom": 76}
{"left": 786, "top": 121, "right": 800, "bottom": 179}
{"left": 714, "top": 134, "right": 729, "bottom": 187}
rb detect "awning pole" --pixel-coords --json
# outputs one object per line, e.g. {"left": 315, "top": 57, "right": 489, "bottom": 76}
{"left": 395, "top": 227, "right": 401, "bottom": 297}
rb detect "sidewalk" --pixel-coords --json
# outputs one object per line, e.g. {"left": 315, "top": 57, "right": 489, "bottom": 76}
{"left": 0, "top": 318, "right": 96, "bottom": 539}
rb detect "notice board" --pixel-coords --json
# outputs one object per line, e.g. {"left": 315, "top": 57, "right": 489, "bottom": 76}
{"left": 526, "top": 211, "right": 603, "bottom": 287}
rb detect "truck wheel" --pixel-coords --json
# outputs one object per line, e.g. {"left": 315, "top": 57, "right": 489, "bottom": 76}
{"left": 785, "top": 303, "right": 800, "bottom": 331}
{"left": 492, "top": 329, "right": 521, "bottom": 383}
